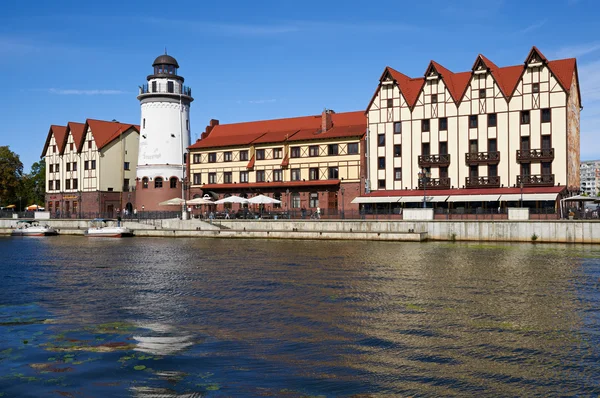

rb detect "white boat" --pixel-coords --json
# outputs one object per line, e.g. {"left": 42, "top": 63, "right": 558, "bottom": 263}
{"left": 85, "top": 218, "right": 133, "bottom": 238}
{"left": 11, "top": 220, "right": 58, "bottom": 236}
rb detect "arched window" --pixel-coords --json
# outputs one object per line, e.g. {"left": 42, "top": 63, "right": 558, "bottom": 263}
{"left": 142, "top": 177, "right": 149, "bottom": 189}
{"left": 309, "top": 192, "right": 319, "bottom": 208}
{"left": 155, "top": 177, "right": 163, "bottom": 189}
{"left": 170, "top": 177, "right": 178, "bottom": 189}
{"left": 291, "top": 193, "right": 301, "bottom": 208}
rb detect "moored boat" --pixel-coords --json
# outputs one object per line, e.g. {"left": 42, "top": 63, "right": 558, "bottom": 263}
{"left": 11, "top": 220, "right": 58, "bottom": 236}
{"left": 85, "top": 218, "right": 133, "bottom": 238}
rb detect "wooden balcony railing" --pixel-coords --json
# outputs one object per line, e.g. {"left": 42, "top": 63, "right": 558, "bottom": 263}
{"left": 516, "top": 148, "right": 554, "bottom": 162}
{"left": 418, "top": 177, "right": 451, "bottom": 189}
{"left": 418, "top": 154, "right": 451, "bottom": 167}
{"left": 465, "top": 151, "right": 500, "bottom": 164}
{"left": 517, "top": 174, "right": 555, "bottom": 187}
{"left": 465, "top": 176, "right": 501, "bottom": 188}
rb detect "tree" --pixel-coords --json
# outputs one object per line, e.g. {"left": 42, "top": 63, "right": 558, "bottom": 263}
{"left": 17, "top": 160, "right": 46, "bottom": 209}
{"left": 0, "top": 146, "right": 23, "bottom": 208}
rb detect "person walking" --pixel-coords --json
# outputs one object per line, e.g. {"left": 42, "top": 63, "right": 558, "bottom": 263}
{"left": 316, "top": 206, "right": 321, "bottom": 219}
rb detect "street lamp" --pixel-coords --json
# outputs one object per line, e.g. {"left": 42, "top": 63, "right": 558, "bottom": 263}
{"left": 418, "top": 169, "right": 431, "bottom": 208}
{"left": 285, "top": 188, "right": 290, "bottom": 215}
{"left": 142, "top": 205, "right": 145, "bottom": 219}
{"left": 341, "top": 186, "right": 345, "bottom": 219}
{"left": 520, "top": 182, "right": 524, "bottom": 208}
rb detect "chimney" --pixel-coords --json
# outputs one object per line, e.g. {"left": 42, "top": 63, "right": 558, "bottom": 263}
{"left": 321, "top": 108, "right": 334, "bottom": 133}
{"left": 200, "top": 119, "right": 220, "bottom": 140}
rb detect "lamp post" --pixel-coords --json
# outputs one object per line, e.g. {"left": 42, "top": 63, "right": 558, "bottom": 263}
{"left": 520, "top": 182, "right": 524, "bottom": 208}
{"left": 341, "top": 186, "right": 345, "bottom": 220}
{"left": 142, "top": 205, "right": 145, "bottom": 220}
{"left": 285, "top": 188, "right": 290, "bottom": 216}
{"left": 418, "top": 169, "right": 431, "bottom": 208}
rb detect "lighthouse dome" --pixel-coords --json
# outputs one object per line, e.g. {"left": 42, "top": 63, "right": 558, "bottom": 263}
{"left": 152, "top": 54, "right": 179, "bottom": 68}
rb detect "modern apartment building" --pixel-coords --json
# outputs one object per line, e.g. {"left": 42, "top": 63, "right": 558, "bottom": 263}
{"left": 580, "top": 160, "right": 600, "bottom": 196}
{"left": 43, "top": 119, "right": 139, "bottom": 217}
{"left": 188, "top": 110, "right": 366, "bottom": 213}
{"left": 357, "top": 46, "right": 580, "bottom": 209}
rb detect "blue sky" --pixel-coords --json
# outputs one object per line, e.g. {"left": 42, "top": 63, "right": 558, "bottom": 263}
{"left": 1, "top": 0, "right": 599, "bottom": 171}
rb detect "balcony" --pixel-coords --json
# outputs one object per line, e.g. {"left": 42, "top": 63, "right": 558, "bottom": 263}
{"left": 465, "top": 176, "right": 501, "bottom": 188}
{"left": 517, "top": 174, "right": 555, "bottom": 187}
{"left": 418, "top": 177, "right": 451, "bottom": 189}
{"left": 418, "top": 154, "right": 451, "bottom": 167}
{"left": 465, "top": 151, "right": 500, "bottom": 165}
{"left": 139, "top": 84, "right": 193, "bottom": 97}
{"left": 516, "top": 148, "right": 554, "bottom": 162}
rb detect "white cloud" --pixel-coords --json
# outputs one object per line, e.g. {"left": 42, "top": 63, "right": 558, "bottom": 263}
{"left": 519, "top": 20, "right": 547, "bottom": 34}
{"left": 247, "top": 99, "right": 277, "bottom": 104}
{"left": 47, "top": 88, "right": 128, "bottom": 95}
{"left": 552, "top": 42, "right": 600, "bottom": 59}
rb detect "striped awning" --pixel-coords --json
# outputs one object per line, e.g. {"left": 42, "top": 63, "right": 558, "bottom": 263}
{"left": 499, "top": 193, "right": 559, "bottom": 201}
{"left": 447, "top": 194, "right": 501, "bottom": 202}
{"left": 351, "top": 196, "right": 402, "bottom": 204}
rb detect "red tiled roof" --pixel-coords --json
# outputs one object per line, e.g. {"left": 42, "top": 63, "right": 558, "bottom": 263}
{"left": 189, "top": 111, "right": 366, "bottom": 150}
{"left": 201, "top": 179, "right": 341, "bottom": 190}
{"left": 84, "top": 119, "right": 139, "bottom": 150}
{"left": 386, "top": 67, "right": 424, "bottom": 108}
{"left": 429, "top": 61, "right": 471, "bottom": 103}
{"left": 547, "top": 58, "right": 577, "bottom": 93}
{"left": 67, "top": 122, "right": 86, "bottom": 153}
{"left": 41, "top": 125, "right": 67, "bottom": 158}
{"left": 365, "top": 185, "right": 566, "bottom": 197}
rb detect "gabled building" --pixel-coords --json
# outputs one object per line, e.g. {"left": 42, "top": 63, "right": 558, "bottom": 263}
{"left": 188, "top": 110, "right": 366, "bottom": 214}
{"left": 358, "top": 46, "right": 581, "bottom": 214}
{"left": 42, "top": 119, "right": 139, "bottom": 217}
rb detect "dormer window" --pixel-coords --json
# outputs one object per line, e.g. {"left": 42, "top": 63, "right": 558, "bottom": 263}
{"left": 479, "top": 89, "right": 486, "bottom": 99}
{"left": 532, "top": 83, "right": 539, "bottom": 94}
{"left": 431, "top": 94, "right": 437, "bottom": 104}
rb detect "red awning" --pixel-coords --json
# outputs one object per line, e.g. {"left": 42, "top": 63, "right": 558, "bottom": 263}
{"left": 201, "top": 180, "right": 340, "bottom": 190}
{"left": 246, "top": 155, "right": 255, "bottom": 169}
{"left": 280, "top": 154, "right": 289, "bottom": 167}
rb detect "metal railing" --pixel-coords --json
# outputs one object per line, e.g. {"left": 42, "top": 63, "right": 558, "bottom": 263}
{"left": 465, "top": 176, "right": 501, "bottom": 188}
{"left": 516, "top": 148, "right": 554, "bottom": 162}
{"left": 517, "top": 174, "right": 555, "bottom": 187}
{"left": 418, "top": 154, "right": 451, "bottom": 167}
{"left": 139, "top": 83, "right": 192, "bottom": 96}
{"left": 418, "top": 177, "right": 451, "bottom": 189}
{"left": 465, "top": 151, "right": 500, "bottom": 164}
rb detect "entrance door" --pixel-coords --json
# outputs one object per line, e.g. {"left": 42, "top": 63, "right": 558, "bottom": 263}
{"left": 107, "top": 204, "right": 114, "bottom": 217}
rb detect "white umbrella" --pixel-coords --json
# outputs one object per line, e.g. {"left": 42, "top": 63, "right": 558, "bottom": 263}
{"left": 158, "top": 197, "right": 186, "bottom": 206}
{"left": 187, "top": 197, "right": 215, "bottom": 205}
{"left": 27, "top": 204, "right": 44, "bottom": 211}
{"left": 247, "top": 194, "right": 281, "bottom": 204}
{"left": 214, "top": 195, "right": 249, "bottom": 204}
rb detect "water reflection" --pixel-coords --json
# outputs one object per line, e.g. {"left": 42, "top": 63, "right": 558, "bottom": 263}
{"left": 0, "top": 236, "right": 599, "bottom": 396}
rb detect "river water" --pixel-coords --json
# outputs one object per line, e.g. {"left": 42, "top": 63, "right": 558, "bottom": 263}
{"left": 0, "top": 236, "right": 599, "bottom": 397}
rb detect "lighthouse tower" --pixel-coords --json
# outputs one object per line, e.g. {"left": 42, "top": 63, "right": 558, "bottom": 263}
{"left": 135, "top": 53, "right": 194, "bottom": 212}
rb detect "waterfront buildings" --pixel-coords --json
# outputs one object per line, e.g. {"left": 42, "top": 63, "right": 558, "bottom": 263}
{"left": 580, "top": 160, "right": 600, "bottom": 195}
{"left": 43, "top": 120, "right": 139, "bottom": 216}
{"left": 188, "top": 110, "right": 366, "bottom": 213}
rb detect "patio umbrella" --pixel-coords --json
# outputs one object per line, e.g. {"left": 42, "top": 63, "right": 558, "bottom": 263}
{"left": 5, "top": 205, "right": 16, "bottom": 209}
{"left": 187, "top": 197, "right": 215, "bottom": 205}
{"left": 158, "top": 198, "right": 186, "bottom": 206}
{"left": 26, "top": 204, "right": 44, "bottom": 211}
{"left": 247, "top": 194, "right": 281, "bottom": 204}
{"left": 214, "top": 195, "right": 249, "bottom": 204}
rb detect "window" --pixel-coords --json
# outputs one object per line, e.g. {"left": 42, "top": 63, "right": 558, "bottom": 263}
{"left": 151, "top": 81, "right": 156, "bottom": 92}
{"left": 532, "top": 83, "right": 540, "bottom": 94}
{"left": 377, "top": 134, "right": 385, "bottom": 147}
{"left": 422, "top": 119, "right": 430, "bottom": 132}
{"left": 291, "top": 193, "right": 301, "bottom": 208}
{"left": 186, "top": 119, "right": 189, "bottom": 131}
{"left": 469, "top": 139, "right": 478, "bottom": 153}
{"left": 239, "top": 171, "right": 249, "bottom": 183}
{"left": 309, "top": 167, "right": 319, "bottom": 180}
{"left": 309, "top": 145, "right": 319, "bottom": 157}
{"left": 394, "top": 144, "right": 401, "bottom": 157}
{"left": 256, "top": 149, "right": 265, "bottom": 160}
{"left": 378, "top": 157, "right": 386, "bottom": 170}
{"left": 291, "top": 147, "right": 301, "bottom": 158}
{"left": 55, "top": 180, "right": 61, "bottom": 190}
{"left": 439, "top": 117, "right": 448, "bottom": 131}
{"left": 170, "top": 177, "right": 177, "bottom": 188}
{"left": 167, "top": 81, "right": 174, "bottom": 93}
{"left": 328, "top": 144, "right": 338, "bottom": 156}
{"left": 84, "top": 160, "right": 89, "bottom": 170}
{"left": 488, "top": 164, "right": 498, "bottom": 177}
{"left": 70, "top": 143, "right": 74, "bottom": 151}
{"left": 88, "top": 141, "right": 92, "bottom": 149}
{"left": 541, "top": 108, "right": 551, "bottom": 123}
{"left": 224, "top": 152, "right": 232, "bottom": 162}
{"left": 394, "top": 122, "right": 402, "bottom": 134}
{"left": 208, "top": 153, "right": 216, "bottom": 163}
{"left": 193, "top": 154, "right": 200, "bottom": 164}
{"left": 309, "top": 192, "right": 319, "bottom": 208}
{"left": 439, "top": 141, "right": 448, "bottom": 155}
{"left": 72, "top": 162, "right": 77, "bottom": 171}
{"left": 542, "top": 135, "right": 551, "bottom": 149}
{"left": 378, "top": 179, "right": 386, "bottom": 189}
{"left": 273, "top": 148, "right": 283, "bottom": 159}
{"left": 488, "top": 138, "right": 497, "bottom": 153}
{"left": 73, "top": 201, "right": 78, "bottom": 214}
{"left": 143, "top": 118, "right": 146, "bottom": 129}
{"left": 208, "top": 173, "right": 216, "bottom": 184}
{"left": 273, "top": 169, "right": 282, "bottom": 182}
{"left": 439, "top": 166, "right": 448, "bottom": 178}
{"left": 65, "top": 179, "right": 71, "bottom": 190}
{"left": 394, "top": 168, "right": 402, "bottom": 181}
{"left": 142, "top": 177, "right": 148, "bottom": 189}
{"left": 328, "top": 167, "right": 339, "bottom": 179}
{"left": 542, "top": 162, "right": 552, "bottom": 175}
{"left": 224, "top": 172, "right": 232, "bottom": 184}
{"left": 55, "top": 164, "right": 60, "bottom": 172}
{"left": 488, "top": 113, "right": 497, "bottom": 127}
{"left": 123, "top": 178, "right": 129, "bottom": 191}
{"left": 193, "top": 173, "right": 201, "bottom": 185}
{"left": 291, "top": 168, "right": 301, "bottom": 181}
{"left": 49, "top": 164, "right": 54, "bottom": 173}
{"left": 387, "top": 99, "right": 393, "bottom": 108}
{"left": 479, "top": 89, "right": 486, "bottom": 98}
{"left": 49, "top": 180, "right": 54, "bottom": 190}
{"left": 521, "top": 163, "right": 531, "bottom": 176}
{"left": 90, "top": 160, "right": 95, "bottom": 169}
{"left": 469, "top": 165, "right": 478, "bottom": 178}
{"left": 154, "top": 177, "right": 163, "bottom": 188}
{"left": 469, "top": 115, "right": 478, "bottom": 128}
{"left": 520, "top": 136, "right": 530, "bottom": 150}
{"left": 431, "top": 94, "right": 437, "bottom": 104}
{"left": 124, "top": 162, "right": 130, "bottom": 170}
{"left": 256, "top": 170, "right": 265, "bottom": 182}
{"left": 348, "top": 143, "right": 359, "bottom": 154}
{"left": 520, "top": 111, "right": 530, "bottom": 125}
{"left": 240, "top": 150, "right": 248, "bottom": 161}
{"left": 53, "top": 145, "right": 56, "bottom": 153}
{"left": 422, "top": 143, "right": 430, "bottom": 156}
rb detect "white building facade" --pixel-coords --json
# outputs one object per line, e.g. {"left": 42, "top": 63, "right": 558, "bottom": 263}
{"left": 580, "top": 160, "right": 600, "bottom": 195}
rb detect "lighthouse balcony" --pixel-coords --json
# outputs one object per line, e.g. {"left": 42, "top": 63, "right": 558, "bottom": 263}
{"left": 139, "top": 83, "right": 192, "bottom": 97}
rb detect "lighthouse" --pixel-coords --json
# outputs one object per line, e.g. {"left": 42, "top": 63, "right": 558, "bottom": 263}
{"left": 135, "top": 53, "right": 194, "bottom": 213}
